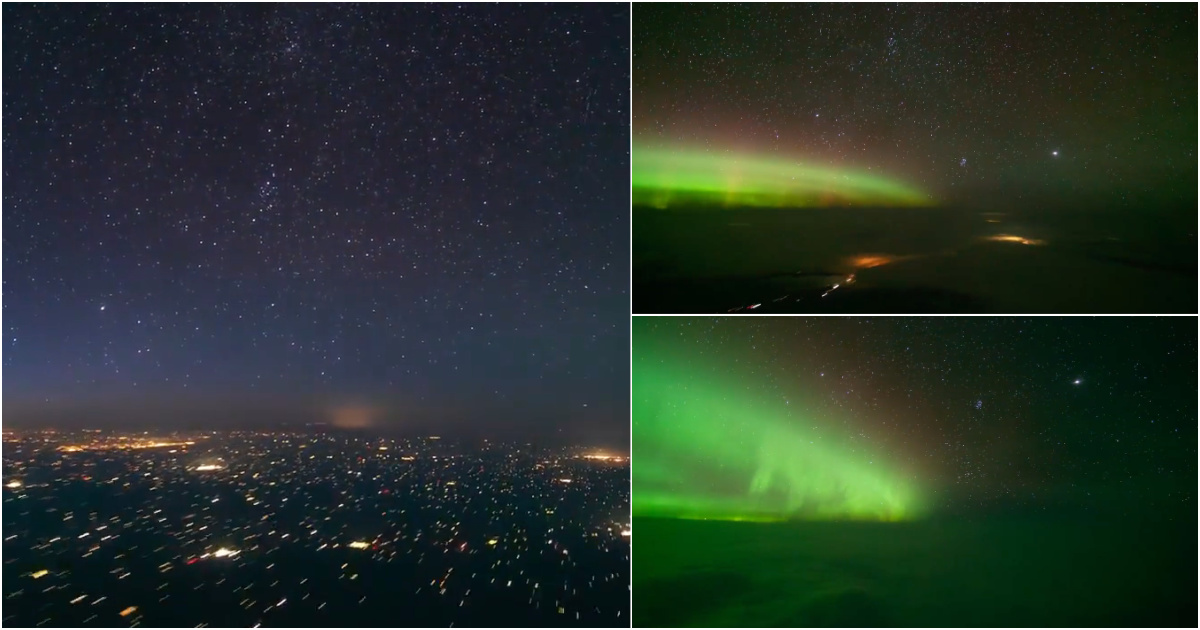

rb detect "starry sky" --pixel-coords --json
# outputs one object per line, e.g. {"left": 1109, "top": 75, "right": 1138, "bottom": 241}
{"left": 3, "top": 4, "right": 630, "bottom": 443}
{"left": 633, "top": 317, "right": 1196, "bottom": 520}
{"left": 633, "top": 3, "right": 1196, "bottom": 209}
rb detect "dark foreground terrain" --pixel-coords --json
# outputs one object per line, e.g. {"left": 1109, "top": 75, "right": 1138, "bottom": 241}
{"left": 632, "top": 517, "right": 1197, "bottom": 627}
{"left": 633, "top": 206, "right": 1197, "bottom": 313}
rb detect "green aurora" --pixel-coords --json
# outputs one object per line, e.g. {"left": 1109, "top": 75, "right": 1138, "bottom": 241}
{"left": 633, "top": 352, "right": 926, "bottom": 523}
{"left": 632, "top": 144, "right": 933, "bottom": 209}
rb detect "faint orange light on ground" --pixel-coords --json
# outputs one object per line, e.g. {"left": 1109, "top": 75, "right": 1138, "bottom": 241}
{"left": 985, "top": 234, "right": 1045, "bottom": 246}
{"left": 847, "top": 254, "right": 896, "bottom": 269}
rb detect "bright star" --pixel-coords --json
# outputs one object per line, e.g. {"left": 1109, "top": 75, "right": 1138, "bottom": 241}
{"left": 1052, "top": 150, "right": 1059, "bottom": 157}
{"left": 1073, "top": 379, "right": 1081, "bottom": 385}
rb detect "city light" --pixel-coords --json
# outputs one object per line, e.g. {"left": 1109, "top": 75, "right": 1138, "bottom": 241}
{"left": 2, "top": 429, "right": 630, "bottom": 626}
{"left": 207, "top": 547, "right": 239, "bottom": 559}
{"left": 581, "top": 453, "right": 627, "bottom": 463}
{"left": 57, "top": 438, "right": 199, "bottom": 453}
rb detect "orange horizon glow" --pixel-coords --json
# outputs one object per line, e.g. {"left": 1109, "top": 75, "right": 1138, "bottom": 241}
{"left": 847, "top": 254, "right": 899, "bottom": 269}
{"left": 985, "top": 234, "right": 1046, "bottom": 246}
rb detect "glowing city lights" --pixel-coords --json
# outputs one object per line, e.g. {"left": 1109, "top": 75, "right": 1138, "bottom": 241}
{"left": 2, "top": 429, "right": 630, "bottom": 625}
{"left": 207, "top": 547, "right": 239, "bottom": 559}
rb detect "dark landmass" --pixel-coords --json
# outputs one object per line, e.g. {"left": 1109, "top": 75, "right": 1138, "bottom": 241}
{"left": 633, "top": 205, "right": 1197, "bottom": 314}
{"left": 632, "top": 516, "right": 1197, "bottom": 627}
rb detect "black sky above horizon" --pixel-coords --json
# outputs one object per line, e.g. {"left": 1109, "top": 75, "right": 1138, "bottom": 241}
{"left": 633, "top": 3, "right": 1196, "bottom": 209}
{"left": 3, "top": 4, "right": 631, "bottom": 444}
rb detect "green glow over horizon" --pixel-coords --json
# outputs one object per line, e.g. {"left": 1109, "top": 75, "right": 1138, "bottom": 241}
{"left": 633, "top": 353, "right": 925, "bottom": 523}
{"left": 632, "top": 144, "right": 933, "bottom": 209}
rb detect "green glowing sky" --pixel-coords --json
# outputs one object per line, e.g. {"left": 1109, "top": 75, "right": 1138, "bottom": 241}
{"left": 633, "top": 348, "right": 925, "bottom": 523}
{"left": 632, "top": 144, "right": 933, "bottom": 209}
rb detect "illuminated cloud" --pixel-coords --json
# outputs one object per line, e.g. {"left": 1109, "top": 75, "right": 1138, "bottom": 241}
{"left": 329, "top": 404, "right": 378, "bottom": 429}
{"left": 632, "top": 144, "right": 933, "bottom": 209}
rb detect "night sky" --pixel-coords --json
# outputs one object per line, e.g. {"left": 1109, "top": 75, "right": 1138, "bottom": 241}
{"left": 3, "top": 4, "right": 630, "bottom": 443}
{"left": 633, "top": 317, "right": 1196, "bottom": 521}
{"left": 633, "top": 3, "right": 1196, "bottom": 209}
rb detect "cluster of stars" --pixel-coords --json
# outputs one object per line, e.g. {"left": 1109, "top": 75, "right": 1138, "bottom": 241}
{"left": 4, "top": 4, "right": 630, "bottom": 426}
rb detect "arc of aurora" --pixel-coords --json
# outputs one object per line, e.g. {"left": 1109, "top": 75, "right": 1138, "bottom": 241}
{"left": 632, "top": 354, "right": 926, "bottom": 523}
{"left": 632, "top": 144, "right": 932, "bottom": 209}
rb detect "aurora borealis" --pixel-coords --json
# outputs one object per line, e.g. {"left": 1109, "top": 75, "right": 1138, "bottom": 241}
{"left": 631, "top": 4, "right": 1196, "bottom": 314}
{"left": 632, "top": 144, "right": 931, "bottom": 209}
{"left": 632, "top": 317, "right": 1197, "bottom": 627}
{"left": 633, "top": 316, "right": 1196, "bottom": 523}
{"left": 633, "top": 4, "right": 1195, "bottom": 208}
{"left": 633, "top": 352, "right": 923, "bottom": 522}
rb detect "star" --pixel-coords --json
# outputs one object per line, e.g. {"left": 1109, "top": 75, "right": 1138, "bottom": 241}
{"left": 1052, "top": 150, "right": 1059, "bottom": 157}
{"left": 4, "top": 4, "right": 629, "bottom": 441}
{"left": 1072, "top": 378, "right": 1081, "bottom": 385}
